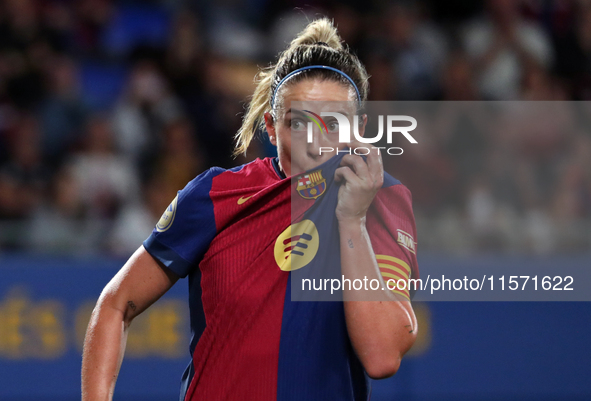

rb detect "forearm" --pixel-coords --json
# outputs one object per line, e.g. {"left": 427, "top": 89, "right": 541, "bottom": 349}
{"left": 339, "top": 217, "right": 417, "bottom": 378}
{"left": 81, "top": 247, "right": 179, "bottom": 400}
{"left": 81, "top": 300, "right": 129, "bottom": 401}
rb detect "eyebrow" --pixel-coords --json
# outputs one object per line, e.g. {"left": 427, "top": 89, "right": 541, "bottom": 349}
{"left": 286, "top": 108, "right": 352, "bottom": 117}
{"left": 328, "top": 110, "right": 351, "bottom": 117}
{"left": 287, "top": 108, "right": 306, "bottom": 117}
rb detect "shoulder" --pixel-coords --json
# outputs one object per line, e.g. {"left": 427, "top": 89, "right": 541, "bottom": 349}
{"left": 373, "top": 174, "right": 416, "bottom": 230}
{"left": 379, "top": 173, "right": 412, "bottom": 204}
{"left": 181, "top": 158, "right": 278, "bottom": 197}
{"left": 185, "top": 158, "right": 280, "bottom": 194}
{"left": 382, "top": 172, "right": 402, "bottom": 188}
{"left": 369, "top": 174, "right": 419, "bottom": 280}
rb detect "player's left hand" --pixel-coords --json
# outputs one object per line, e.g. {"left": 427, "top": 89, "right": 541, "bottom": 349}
{"left": 334, "top": 141, "right": 384, "bottom": 223}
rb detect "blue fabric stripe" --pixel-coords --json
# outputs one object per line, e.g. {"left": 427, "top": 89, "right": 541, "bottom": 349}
{"left": 277, "top": 153, "right": 370, "bottom": 401}
{"left": 143, "top": 167, "right": 224, "bottom": 398}
{"left": 179, "top": 269, "right": 206, "bottom": 401}
{"left": 277, "top": 275, "right": 369, "bottom": 401}
{"left": 383, "top": 173, "right": 401, "bottom": 188}
{"left": 143, "top": 167, "right": 224, "bottom": 278}
{"left": 143, "top": 236, "right": 192, "bottom": 278}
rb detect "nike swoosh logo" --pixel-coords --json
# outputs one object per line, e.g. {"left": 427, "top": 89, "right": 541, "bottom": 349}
{"left": 237, "top": 195, "right": 254, "bottom": 205}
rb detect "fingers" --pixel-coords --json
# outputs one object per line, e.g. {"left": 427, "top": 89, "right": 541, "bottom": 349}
{"left": 340, "top": 154, "right": 369, "bottom": 179}
{"left": 341, "top": 140, "right": 384, "bottom": 188}
{"left": 361, "top": 143, "right": 384, "bottom": 187}
{"left": 334, "top": 162, "right": 375, "bottom": 194}
{"left": 334, "top": 165, "right": 361, "bottom": 185}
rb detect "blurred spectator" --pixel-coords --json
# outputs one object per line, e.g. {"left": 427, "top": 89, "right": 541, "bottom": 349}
{"left": 0, "top": 114, "right": 47, "bottom": 220}
{"left": 27, "top": 164, "right": 104, "bottom": 254}
{"left": 40, "top": 0, "right": 76, "bottom": 53}
{"left": 439, "top": 51, "right": 479, "bottom": 100}
{"left": 206, "top": 0, "right": 265, "bottom": 60}
{"left": 112, "top": 60, "right": 183, "bottom": 171}
{"left": 39, "top": 55, "right": 87, "bottom": 166}
{"left": 553, "top": 0, "right": 591, "bottom": 99}
{"left": 364, "top": 54, "right": 396, "bottom": 101}
{"left": 192, "top": 55, "right": 260, "bottom": 167}
{"left": 550, "top": 133, "right": 591, "bottom": 251}
{"left": 72, "top": 0, "right": 113, "bottom": 56}
{"left": 153, "top": 119, "right": 205, "bottom": 200}
{"left": 0, "top": 0, "right": 588, "bottom": 256}
{"left": 164, "top": 12, "right": 204, "bottom": 103}
{"left": 108, "top": 174, "right": 173, "bottom": 257}
{"left": 462, "top": 0, "right": 553, "bottom": 100}
{"left": 380, "top": 1, "right": 449, "bottom": 100}
{"left": 466, "top": 177, "right": 500, "bottom": 250}
{"left": 520, "top": 62, "right": 566, "bottom": 100}
{"left": 0, "top": 0, "right": 54, "bottom": 109}
{"left": 68, "top": 115, "right": 140, "bottom": 219}
{"left": 267, "top": 9, "right": 318, "bottom": 58}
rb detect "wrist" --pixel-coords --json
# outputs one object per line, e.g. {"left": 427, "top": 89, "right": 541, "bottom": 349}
{"left": 337, "top": 214, "right": 366, "bottom": 229}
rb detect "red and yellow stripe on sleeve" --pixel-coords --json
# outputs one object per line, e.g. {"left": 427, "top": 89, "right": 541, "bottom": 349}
{"left": 376, "top": 254, "right": 411, "bottom": 300}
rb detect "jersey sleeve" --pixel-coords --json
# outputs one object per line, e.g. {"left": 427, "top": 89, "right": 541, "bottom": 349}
{"left": 143, "top": 168, "right": 223, "bottom": 278}
{"left": 367, "top": 179, "right": 419, "bottom": 300}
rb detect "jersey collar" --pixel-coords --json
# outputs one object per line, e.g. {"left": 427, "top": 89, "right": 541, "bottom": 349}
{"left": 271, "top": 157, "right": 286, "bottom": 180}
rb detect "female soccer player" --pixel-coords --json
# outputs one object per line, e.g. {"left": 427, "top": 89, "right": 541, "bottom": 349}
{"left": 82, "top": 18, "right": 419, "bottom": 401}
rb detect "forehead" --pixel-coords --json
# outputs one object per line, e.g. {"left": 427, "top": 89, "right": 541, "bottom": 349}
{"left": 281, "top": 79, "right": 352, "bottom": 101}
{"left": 277, "top": 79, "right": 357, "bottom": 115}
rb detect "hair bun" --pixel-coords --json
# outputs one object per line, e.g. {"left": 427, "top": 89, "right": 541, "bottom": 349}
{"left": 288, "top": 18, "right": 343, "bottom": 50}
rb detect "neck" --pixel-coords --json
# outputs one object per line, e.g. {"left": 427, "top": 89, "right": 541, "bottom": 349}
{"left": 278, "top": 159, "right": 290, "bottom": 177}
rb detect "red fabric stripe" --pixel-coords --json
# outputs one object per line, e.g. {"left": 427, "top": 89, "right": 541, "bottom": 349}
{"left": 379, "top": 268, "right": 406, "bottom": 282}
{"left": 376, "top": 258, "right": 410, "bottom": 276}
{"left": 184, "top": 160, "right": 291, "bottom": 400}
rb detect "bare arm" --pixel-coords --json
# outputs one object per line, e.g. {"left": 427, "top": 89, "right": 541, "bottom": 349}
{"left": 339, "top": 218, "right": 417, "bottom": 379}
{"left": 334, "top": 149, "right": 417, "bottom": 379}
{"left": 81, "top": 246, "right": 179, "bottom": 401}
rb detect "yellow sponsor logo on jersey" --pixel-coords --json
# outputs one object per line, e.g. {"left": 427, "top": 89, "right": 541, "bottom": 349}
{"left": 274, "top": 220, "right": 319, "bottom": 271}
{"left": 156, "top": 195, "right": 178, "bottom": 232}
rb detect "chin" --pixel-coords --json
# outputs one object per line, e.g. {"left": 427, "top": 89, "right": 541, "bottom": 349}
{"left": 289, "top": 154, "right": 334, "bottom": 175}
{"left": 295, "top": 161, "right": 321, "bottom": 174}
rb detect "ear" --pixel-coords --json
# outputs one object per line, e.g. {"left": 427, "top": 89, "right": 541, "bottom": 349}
{"left": 264, "top": 112, "right": 277, "bottom": 146}
{"left": 357, "top": 114, "right": 368, "bottom": 138}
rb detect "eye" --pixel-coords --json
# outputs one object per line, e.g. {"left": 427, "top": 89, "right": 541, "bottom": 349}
{"left": 290, "top": 118, "right": 306, "bottom": 130}
{"left": 327, "top": 121, "right": 339, "bottom": 132}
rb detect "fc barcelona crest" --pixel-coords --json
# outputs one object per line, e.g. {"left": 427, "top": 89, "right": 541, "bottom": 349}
{"left": 296, "top": 170, "right": 326, "bottom": 200}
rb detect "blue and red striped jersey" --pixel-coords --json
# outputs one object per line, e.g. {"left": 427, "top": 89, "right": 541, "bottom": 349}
{"left": 143, "top": 154, "right": 419, "bottom": 401}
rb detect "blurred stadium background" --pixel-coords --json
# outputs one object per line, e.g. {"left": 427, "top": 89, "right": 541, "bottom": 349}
{"left": 0, "top": 0, "right": 590, "bottom": 400}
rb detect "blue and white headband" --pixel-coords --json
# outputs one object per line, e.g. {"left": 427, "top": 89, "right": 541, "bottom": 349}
{"left": 270, "top": 65, "right": 361, "bottom": 109}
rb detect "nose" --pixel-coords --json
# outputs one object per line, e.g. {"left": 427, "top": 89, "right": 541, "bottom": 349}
{"left": 306, "top": 125, "right": 328, "bottom": 160}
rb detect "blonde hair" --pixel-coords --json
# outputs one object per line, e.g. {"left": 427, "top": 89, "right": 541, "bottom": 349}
{"left": 234, "top": 18, "right": 369, "bottom": 156}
